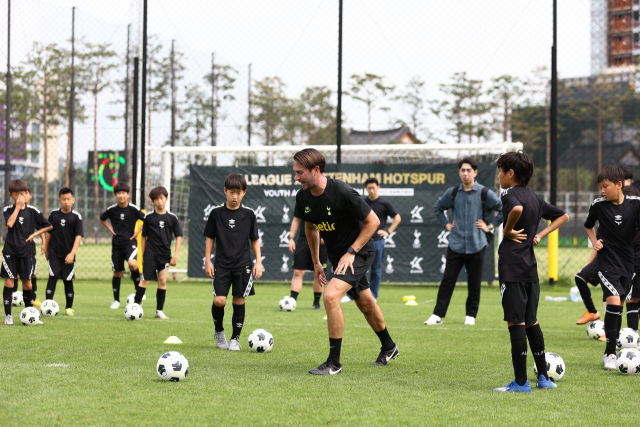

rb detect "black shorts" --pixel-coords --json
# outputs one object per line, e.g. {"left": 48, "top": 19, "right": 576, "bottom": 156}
{"left": 631, "top": 273, "right": 640, "bottom": 300}
{"left": 112, "top": 243, "right": 139, "bottom": 272}
{"left": 141, "top": 252, "right": 170, "bottom": 282}
{"left": 48, "top": 255, "right": 76, "bottom": 281}
{"left": 500, "top": 281, "right": 539, "bottom": 325}
{"left": 213, "top": 267, "right": 255, "bottom": 298}
{"left": 1, "top": 254, "right": 35, "bottom": 280}
{"left": 598, "top": 271, "right": 632, "bottom": 300}
{"left": 329, "top": 250, "right": 375, "bottom": 301}
{"left": 575, "top": 262, "right": 600, "bottom": 287}
{"left": 293, "top": 238, "right": 328, "bottom": 271}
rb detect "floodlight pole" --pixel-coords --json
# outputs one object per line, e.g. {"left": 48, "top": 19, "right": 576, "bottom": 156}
{"left": 550, "top": 0, "right": 557, "bottom": 207}
{"left": 336, "top": 0, "right": 343, "bottom": 168}
{"left": 69, "top": 6, "right": 76, "bottom": 189}
{"left": 140, "top": 0, "right": 148, "bottom": 210}
{"left": 4, "top": 0, "right": 11, "bottom": 206}
{"left": 132, "top": 57, "right": 139, "bottom": 205}
{"left": 123, "top": 23, "right": 130, "bottom": 184}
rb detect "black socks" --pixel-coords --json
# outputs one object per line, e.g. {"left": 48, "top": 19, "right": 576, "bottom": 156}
{"left": 329, "top": 338, "right": 342, "bottom": 366}
{"left": 112, "top": 277, "right": 121, "bottom": 302}
{"left": 526, "top": 324, "right": 548, "bottom": 381}
{"left": 290, "top": 290, "right": 299, "bottom": 300}
{"left": 3, "top": 286, "right": 12, "bottom": 315}
{"left": 231, "top": 303, "right": 245, "bottom": 340}
{"left": 605, "top": 304, "right": 623, "bottom": 355}
{"left": 46, "top": 276, "right": 58, "bottom": 299}
{"left": 134, "top": 286, "right": 146, "bottom": 305}
{"left": 212, "top": 304, "right": 225, "bottom": 332}
{"left": 32, "top": 277, "right": 37, "bottom": 298}
{"left": 156, "top": 289, "right": 166, "bottom": 311}
{"left": 63, "top": 280, "right": 74, "bottom": 309}
{"left": 575, "top": 276, "right": 597, "bottom": 313}
{"left": 314, "top": 292, "right": 322, "bottom": 306}
{"left": 509, "top": 325, "right": 528, "bottom": 387}
{"left": 131, "top": 269, "right": 141, "bottom": 287}
{"left": 627, "top": 302, "right": 639, "bottom": 331}
{"left": 375, "top": 327, "right": 395, "bottom": 351}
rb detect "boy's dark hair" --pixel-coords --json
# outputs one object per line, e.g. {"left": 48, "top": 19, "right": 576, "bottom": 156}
{"left": 293, "top": 148, "right": 326, "bottom": 173}
{"left": 8, "top": 179, "right": 29, "bottom": 194}
{"left": 364, "top": 177, "right": 379, "bottom": 186}
{"left": 621, "top": 166, "right": 633, "bottom": 181}
{"left": 149, "top": 186, "right": 169, "bottom": 201}
{"left": 458, "top": 157, "right": 478, "bottom": 171}
{"left": 113, "top": 182, "right": 131, "bottom": 194}
{"left": 597, "top": 165, "right": 624, "bottom": 186}
{"left": 59, "top": 187, "right": 74, "bottom": 197}
{"left": 622, "top": 185, "right": 640, "bottom": 197}
{"left": 496, "top": 151, "right": 534, "bottom": 186}
{"left": 224, "top": 173, "right": 247, "bottom": 191}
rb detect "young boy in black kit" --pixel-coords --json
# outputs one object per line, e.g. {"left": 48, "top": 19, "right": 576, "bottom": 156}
{"left": 494, "top": 152, "right": 569, "bottom": 392}
{"left": 2, "top": 179, "right": 52, "bottom": 325}
{"left": 43, "top": 187, "right": 84, "bottom": 316}
{"left": 204, "top": 173, "right": 263, "bottom": 351}
{"left": 584, "top": 166, "right": 640, "bottom": 369}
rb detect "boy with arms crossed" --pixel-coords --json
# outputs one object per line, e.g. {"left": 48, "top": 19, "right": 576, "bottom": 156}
{"left": 204, "top": 174, "right": 263, "bottom": 351}
{"left": 494, "top": 152, "right": 568, "bottom": 392}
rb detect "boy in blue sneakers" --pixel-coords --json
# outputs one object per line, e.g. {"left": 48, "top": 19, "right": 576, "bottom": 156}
{"left": 494, "top": 152, "right": 569, "bottom": 392}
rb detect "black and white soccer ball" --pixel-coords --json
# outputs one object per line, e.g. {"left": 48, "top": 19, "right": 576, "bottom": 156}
{"left": 156, "top": 351, "right": 189, "bottom": 382}
{"left": 279, "top": 296, "right": 297, "bottom": 312}
{"left": 12, "top": 291, "right": 24, "bottom": 307}
{"left": 40, "top": 299, "right": 59, "bottom": 317}
{"left": 124, "top": 303, "right": 143, "bottom": 321}
{"left": 587, "top": 320, "right": 605, "bottom": 340}
{"left": 248, "top": 328, "right": 274, "bottom": 353}
{"left": 533, "top": 352, "right": 565, "bottom": 381}
{"left": 616, "top": 328, "right": 639, "bottom": 350}
{"left": 616, "top": 348, "right": 640, "bottom": 375}
{"left": 20, "top": 307, "right": 40, "bottom": 326}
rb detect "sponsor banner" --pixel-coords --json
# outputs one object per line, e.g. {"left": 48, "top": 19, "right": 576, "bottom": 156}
{"left": 188, "top": 163, "right": 497, "bottom": 282}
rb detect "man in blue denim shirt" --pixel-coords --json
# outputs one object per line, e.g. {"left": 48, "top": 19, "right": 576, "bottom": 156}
{"left": 424, "top": 157, "right": 503, "bottom": 326}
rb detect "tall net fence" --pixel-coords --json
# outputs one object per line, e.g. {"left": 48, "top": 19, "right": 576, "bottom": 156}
{"left": 0, "top": 0, "right": 637, "bottom": 283}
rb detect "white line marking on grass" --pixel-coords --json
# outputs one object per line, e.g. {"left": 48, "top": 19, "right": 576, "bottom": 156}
{"left": 46, "top": 363, "right": 69, "bottom": 367}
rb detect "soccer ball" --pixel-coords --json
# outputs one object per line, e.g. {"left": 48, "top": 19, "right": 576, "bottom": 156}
{"left": 11, "top": 291, "right": 24, "bottom": 307}
{"left": 616, "top": 328, "right": 639, "bottom": 350}
{"left": 279, "top": 296, "right": 297, "bottom": 312}
{"left": 248, "top": 328, "right": 274, "bottom": 353}
{"left": 20, "top": 307, "right": 40, "bottom": 326}
{"left": 40, "top": 299, "right": 59, "bottom": 317}
{"left": 156, "top": 351, "right": 189, "bottom": 382}
{"left": 533, "top": 352, "right": 566, "bottom": 381}
{"left": 616, "top": 348, "right": 640, "bottom": 375}
{"left": 587, "top": 320, "right": 605, "bottom": 340}
{"left": 124, "top": 303, "right": 143, "bottom": 321}
{"left": 126, "top": 293, "right": 145, "bottom": 305}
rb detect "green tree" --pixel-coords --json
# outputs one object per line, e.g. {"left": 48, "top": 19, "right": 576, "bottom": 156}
{"left": 204, "top": 61, "right": 237, "bottom": 148}
{"left": 251, "top": 77, "right": 292, "bottom": 165}
{"left": 394, "top": 76, "right": 428, "bottom": 141}
{"left": 347, "top": 73, "right": 395, "bottom": 144}
{"left": 488, "top": 75, "right": 525, "bottom": 143}
{"left": 177, "top": 83, "right": 211, "bottom": 166}
{"left": 291, "top": 86, "right": 335, "bottom": 145}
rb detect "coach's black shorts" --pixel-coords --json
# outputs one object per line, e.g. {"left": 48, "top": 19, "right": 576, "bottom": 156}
{"left": 575, "top": 262, "right": 600, "bottom": 287}
{"left": 501, "top": 281, "right": 539, "bottom": 325}
{"left": 1, "top": 254, "right": 35, "bottom": 280}
{"left": 112, "top": 243, "right": 138, "bottom": 272}
{"left": 141, "top": 252, "right": 170, "bottom": 282}
{"left": 48, "top": 255, "right": 76, "bottom": 281}
{"left": 293, "top": 238, "right": 328, "bottom": 271}
{"left": 329, "top": 250, "right": 375, "bottom": 301}
{"left": 213, "top": 267, "right": 255, "bottom": 298}
{"left": 598, "top": 271, "right": 632, "bottom": 300}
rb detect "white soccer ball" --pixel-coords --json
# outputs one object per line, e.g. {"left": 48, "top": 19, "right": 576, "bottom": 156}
{"left": 20, "top": 307, "right": 40, "bottom": 326}
{"left": 126, "top": 293, "right": 145, "bottom": 305}
{"left": 616, "top": 348, "right": 640, "bottom": 375}
{"left": 248, "top": 328, "right": 274, "bottom": 353}
{"left": 617, "top": 328, "right": 639, "bottom": 350}
{"left": 533, "top": 352, "right": 566, "bottom": 381}
{"left": 586, "top": 320, "right": 605, "bottom": 340}
{"left": 279, "top": 296, "right": 297, "bottom": 312}
{"left": 11, "top": 291, "right": 24, "bottom": 307}
{"left": 124, "top": 303, "right": 143, "bottom": 321}
{"left": 40, "top": 299, "right": 59, "bottom": 317}
{"left": 156, "top": 351, "right": 189, "bottom": 382}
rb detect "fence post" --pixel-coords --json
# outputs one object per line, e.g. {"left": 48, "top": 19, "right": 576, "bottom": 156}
{"left": 548, "top": 220, "right": 559, "bottom": 284}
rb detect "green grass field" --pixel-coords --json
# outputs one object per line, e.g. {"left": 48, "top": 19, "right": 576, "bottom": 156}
{"left": 1, "top": 280, "right": 637, "bottom": 426}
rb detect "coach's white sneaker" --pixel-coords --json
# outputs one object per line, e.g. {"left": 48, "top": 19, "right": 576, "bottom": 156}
{"left": 603, "top": 354, "right": 617, "bottom": 370}
{"left": 155, "top": 310, "right": 169, "bottom": 320}
{"left": 464, "top": 316, "right": 476, "bottom": 325}
{"left": 228, "top": 338, "right": 242, "bottom": 351}
{"left": 215, "top": 331, "right": 229, "bottom": 349}
{"left": 110, "top": 301, "right": 120, "bottom": 309}
{"left": 424, "top": 314, "right": 443, "bottom": 325}
{"left": 4, "top": 314, "right": 13, "bottom": 325}
{"left": 340, "top": 295, "right": 354, "bottom": 303}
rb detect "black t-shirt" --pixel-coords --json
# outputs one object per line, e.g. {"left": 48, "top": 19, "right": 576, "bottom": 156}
{"left": 584, "top": 195, "right": 640, "bottom": 278}
{"left": 203, "top": 204, "right": 259, "bottom": 271}
{"left": 364, "top": 196, "right": 398, "bottom": 242}
{"left": 295, "top": 178, "right": 374, "bottom": 260}
{"left": 100, "top": 203, "right": 145, "bottom": 246}
{"left": 3, "top": 204, "right": 51, "bottom": 258}
{"left": 293, "top": 204, "right": 307, "bottom": 240}
{"left": 498, "top": 186, "right": 566, "bottom": 282}
{"left": 633, "top": 229, "right": 640, "bottom": 272}
{"left": 142, "top": 211, "right": 183, "bottom": 257}
{"left": 47, "top": 209, "right": 84, "bottom": 258}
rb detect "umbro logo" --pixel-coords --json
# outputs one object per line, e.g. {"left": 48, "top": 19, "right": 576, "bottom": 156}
{"left": 120, "top": 213, "right": 125, "bottom": 220}
{"left": 229, "top": 219, "right": 235, "bottom": 228}
{"left": 615, "top": 215, "right": 622, "bottom": 225}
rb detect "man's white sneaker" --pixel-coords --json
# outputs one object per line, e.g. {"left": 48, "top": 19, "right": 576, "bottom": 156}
{"left": 155, "top": 310, "right": 169, "bottom": 320}
{"left": 228, "top": 338, "right": 241, "bottom": 351}
{"left": 110, "top": 301, "right": 121, "bottom": 309}
{"left": 215, "top": 330, "right": 229, "bottom": 349}
{"left": 424, "top": 314, "right": 443, "bottom": 325}
{"left": 603, "top": 354, "right": 617, "bottom": 370}
{"left": 464, "top": 316, "right": 476, "bottom": 325}
{"left": 340, "top": 295, "right": 353, "bottom": 303}
{"left": 4, "top": 314, "right": 13, "bottom": 325}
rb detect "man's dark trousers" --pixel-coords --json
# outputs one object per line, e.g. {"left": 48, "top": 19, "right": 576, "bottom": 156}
{"left": 433, "top": 246, "right": 486, "bottom": 318}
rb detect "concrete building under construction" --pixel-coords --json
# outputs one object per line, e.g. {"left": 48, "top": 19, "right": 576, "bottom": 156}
{"left": 592, "top": 0, "right": 640, "bottom": 75}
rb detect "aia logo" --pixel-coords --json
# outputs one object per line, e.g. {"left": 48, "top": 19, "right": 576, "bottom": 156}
{"left": 410, "top": 206, "right": 424, "bottom": 223}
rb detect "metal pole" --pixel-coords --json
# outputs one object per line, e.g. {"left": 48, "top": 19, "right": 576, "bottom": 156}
{"left": 132, "top": 57, "right": 139, "bottom": 204}
{"left": 211, "top": 52, "right": 216, "bottom": 166}
{"left": 4, "top": 0, "right": 11, "bottom": 206}
{"left": 550, "top": 0, "right": 557, "bottom": 207}
{"left": 140, "top": 0, "right": 148, "bottom": 209}
{"left": 170, "top": 40, "right": 175, "bottom": 199}
{"left": 247, "top": 63, "right": 252, "bottom": 165}
{"left": 124, "top": 23, "right": 130, "bottom": 183}
{"left": 337, "top": 0, "right": 343, "bottom": 167}
{"left": 69, "top": 6, "right": 76, "bottom": 190}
